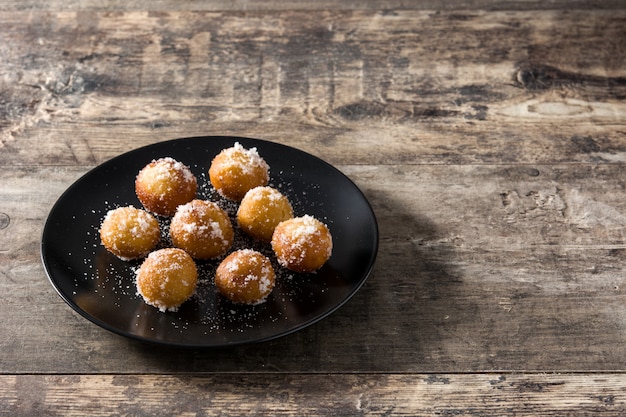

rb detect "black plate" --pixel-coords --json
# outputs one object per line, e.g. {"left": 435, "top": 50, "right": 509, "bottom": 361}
{"left": 41, "top": 136, "right": 378, "bottom": 348}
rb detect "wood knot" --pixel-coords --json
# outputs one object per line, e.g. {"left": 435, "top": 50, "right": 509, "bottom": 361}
{"left": 334, "top": 100, "right": 459, "bottom": 121}
{"left": 514, "top": 63, "right": 626, "bottom": 98}
{"left": 334, "top": 101, "right": 386, "bottom": 121}
{"left": 0, "top": 212, "right": 10, "bottom": 230}
{"left": 515, "top": 64, "right": 565, "bottom": 90}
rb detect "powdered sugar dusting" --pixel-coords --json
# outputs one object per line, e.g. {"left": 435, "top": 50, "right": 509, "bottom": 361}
{"left": 82, "top": 141, "right": 338, "bottom": 338}
{"left": 152, "top": 157, "right": 196, "bottom": 184}
{"left": 229, "top": 142, "right": 269, "bottom": 175}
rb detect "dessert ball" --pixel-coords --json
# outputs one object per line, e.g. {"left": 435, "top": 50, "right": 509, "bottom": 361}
{"left": 237, "top": 186, "right": 294, "bottom": 242}
{"left": 136, "top": 248, "right": 198, "bottom": 312}
{"left": 169, "top": 199, "right": 234, "bottom": 260}
{"left": 215, "top": 249, "right": 276, "bottom": 305}
{"left": 135, "top": 157, "right": 197, "bottom": 216}
{"left": 208, "top": 142, "right": 269, "bottom": 201}
{"left": 99, "top": 206, "right": 161, "bottom": 260}
{"left": 271, "top": 215, "right": 333, "bottom": 273}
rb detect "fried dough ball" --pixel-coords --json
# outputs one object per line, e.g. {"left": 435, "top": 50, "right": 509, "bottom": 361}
{"left": 215, "top": 249, "right": 276, "bottom": 305}
{"left": 169, "top": 199, "right": 234, "bottom": 260}
{"left": 99, "top": 206, "right": 161, "bottom": 260}
{"left": 237, "top": 186, "right": 293, "bottom": 242}
{"left": 135, "top": 157, "right": 197, "bottom": 216}
{"left": 208, "top": 142, "right": 269, "bottom": 201}
{"left": 271, "top": 215, "right": 333, "bottom": 273}
{"left": 136, "top": 248, "right": 198, "bottom": 312}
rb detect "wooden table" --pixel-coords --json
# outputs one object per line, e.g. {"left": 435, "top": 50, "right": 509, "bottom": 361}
{"left": 1, "top": 1, "right": 625, "bottom": 415}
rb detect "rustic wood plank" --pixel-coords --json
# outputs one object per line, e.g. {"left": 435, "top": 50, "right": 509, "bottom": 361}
{"left": 3, "top": 260, "right": 625, "bottom": 373}
{"left": 5, "top": 120, "right": 626, "bottom": 167}
{"left": 1, "top": 10, "right": 625, "bottom": 166}
{"left": 1, "top": 0, "right": 625, "bottom": 12}
{"left": 2, "top": 163, "right": 625, "bottom": 373}
{"left": 6, "top": 163, "right": 626, "bottom": 259}
{"left": 1, "top": 373, "right": 625, "bottom": 416}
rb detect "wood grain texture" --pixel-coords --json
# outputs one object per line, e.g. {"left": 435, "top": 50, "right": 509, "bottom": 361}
{"left": 2, "top": 164, "right": 625, "bottom": 373}
{"left": 1, "top": 10, "right": 625, "bottom": 167}
{"left": 1, "top": 0, "right": 624, "bottom": 12}
{"left": 1, "top": 4, "right": 626, "bottom": 415}
{"left": 1, "top": 373, "right": 625, "bottom": 416}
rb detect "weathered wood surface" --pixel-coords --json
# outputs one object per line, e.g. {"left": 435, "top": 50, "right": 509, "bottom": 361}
{"left": 2, "top": 10, "right": 625, "bottom": 167}
{"left": 1, "top": 3, "right": 626, "bottom": 415}
{"left": 2, "top": 0, "right": 625, "bottom": 12}
{"left": 2, "top": 163, "right": 626, "bottom": 373}
{"left": 2, "top": 374, "right": 625, "bottom": 416}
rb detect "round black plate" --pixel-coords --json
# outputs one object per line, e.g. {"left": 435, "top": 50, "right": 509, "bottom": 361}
{"left": 41, "top": 136, "right": 378, "bottom": 348}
